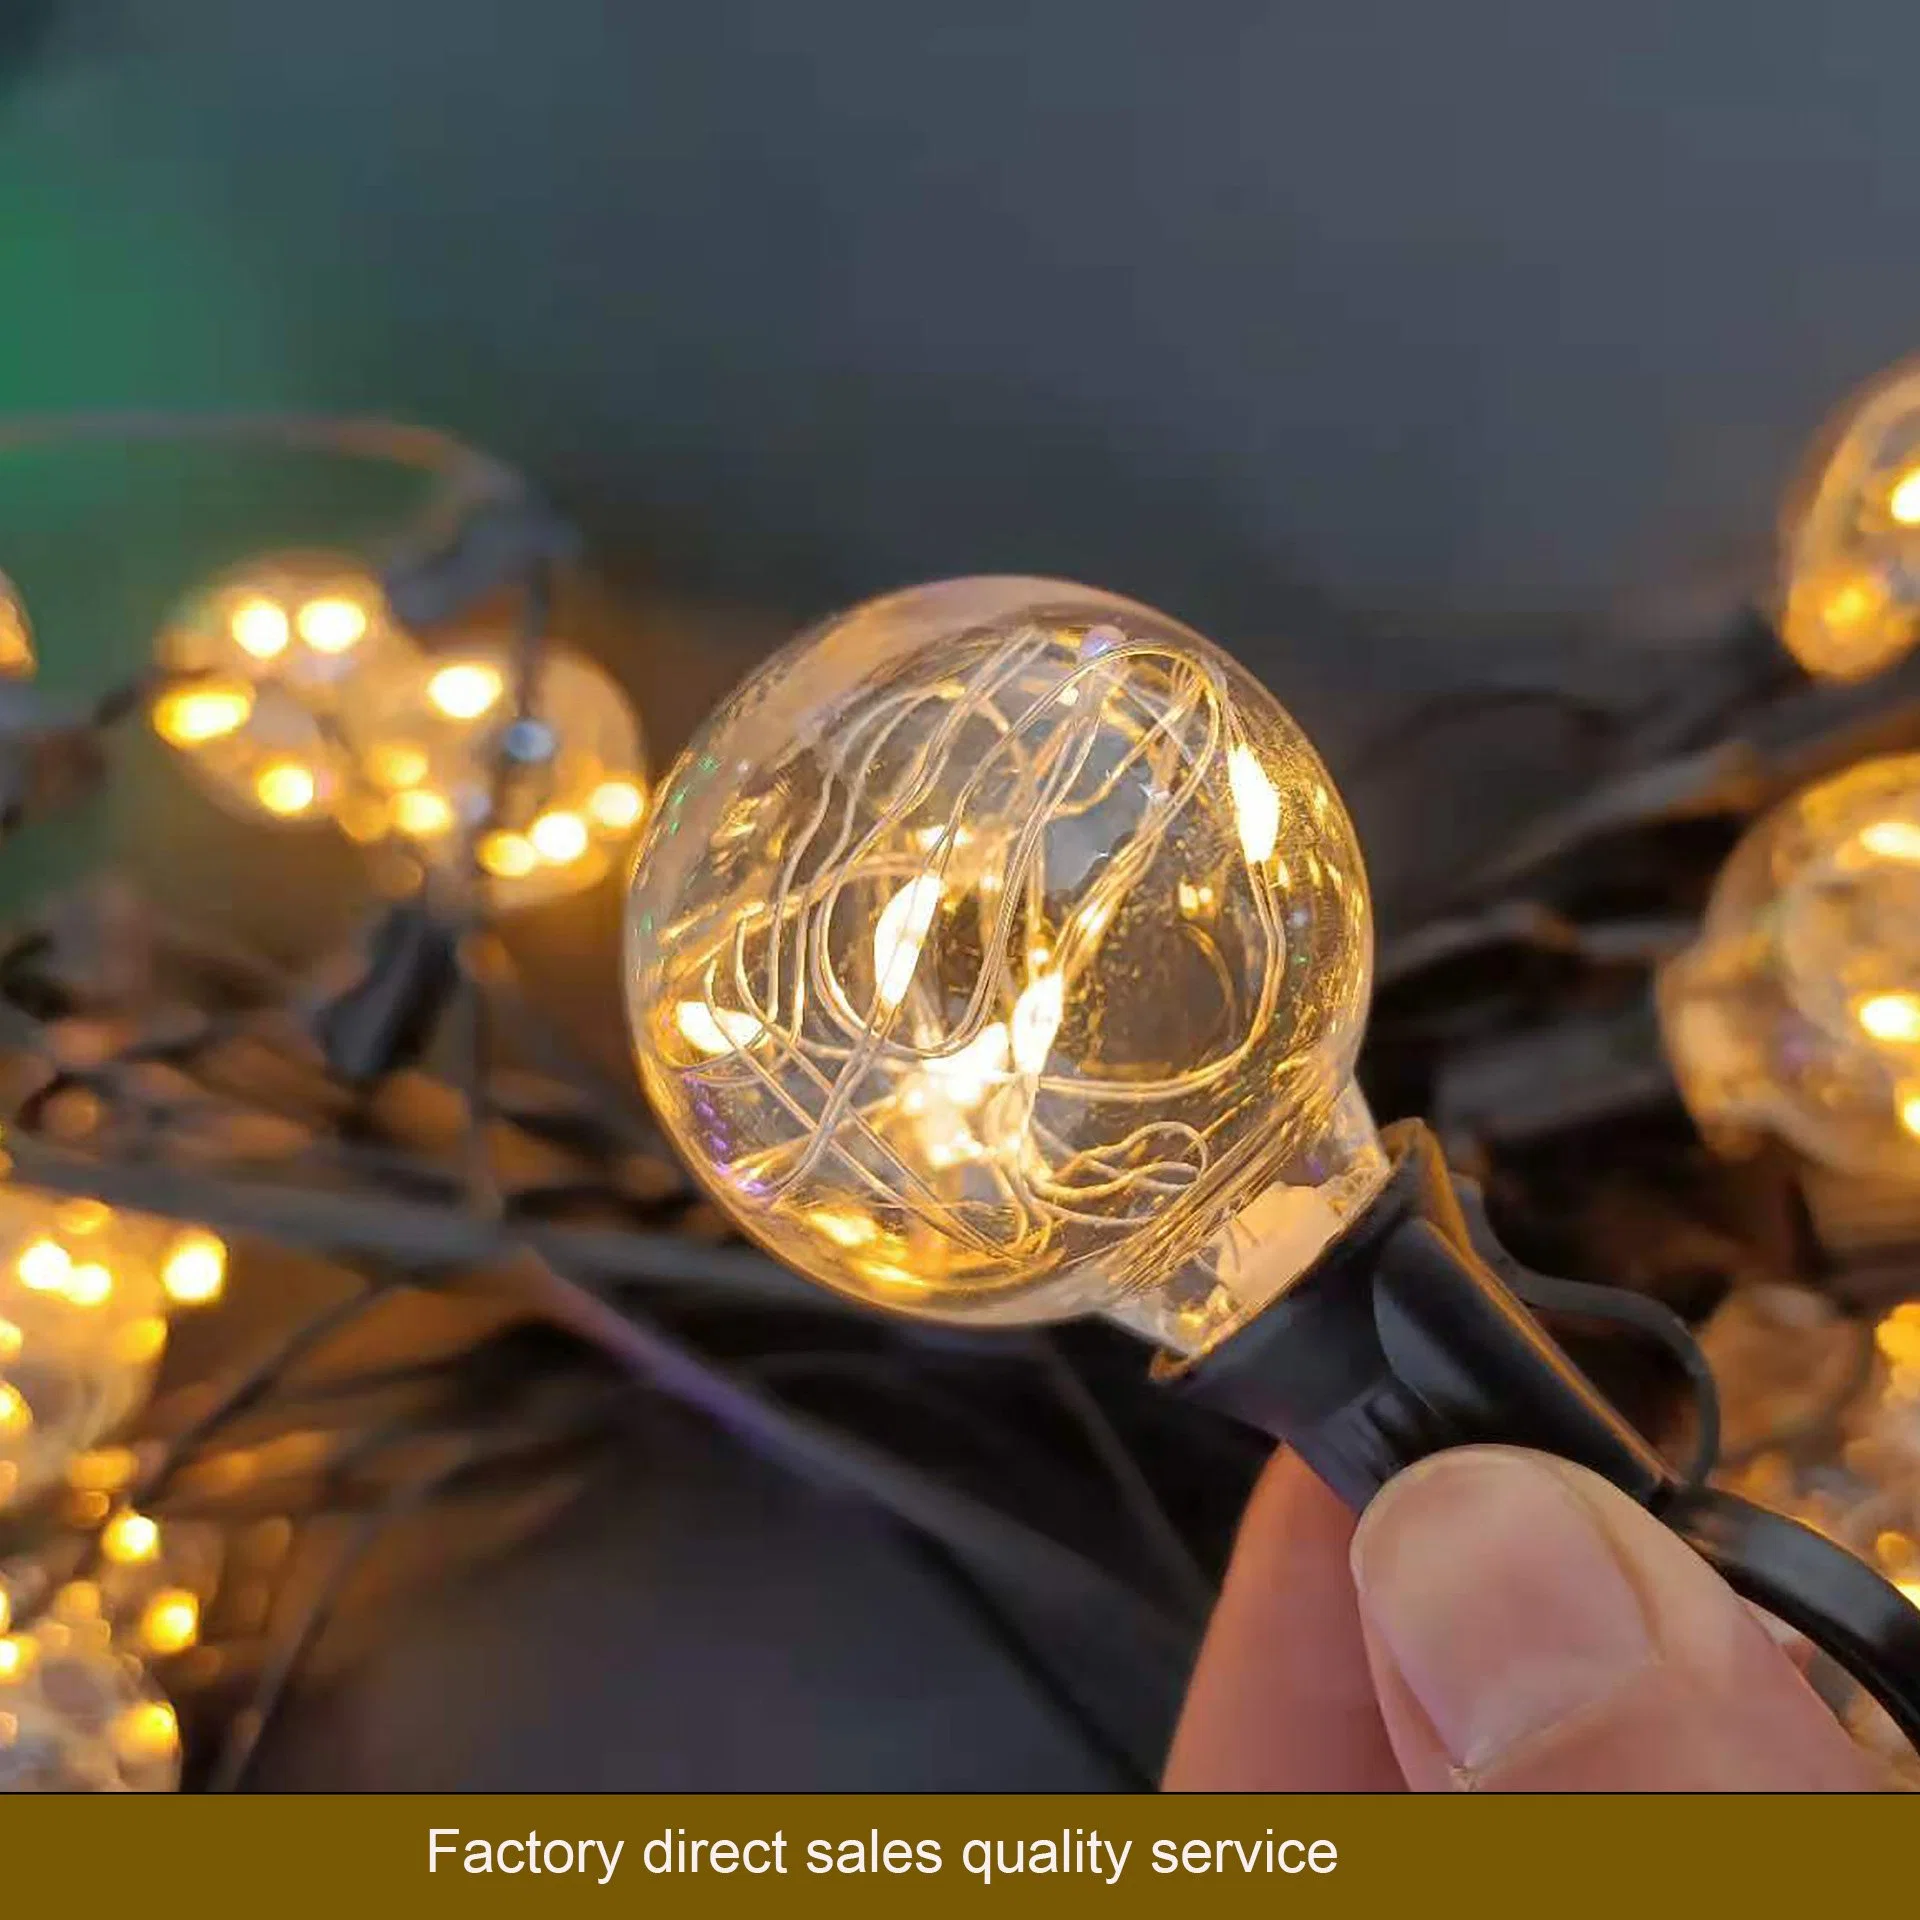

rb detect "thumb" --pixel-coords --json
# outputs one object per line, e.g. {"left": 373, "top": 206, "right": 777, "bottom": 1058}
{"left": 1350, "top": 1447, "right": 1887, "bottom": 1790}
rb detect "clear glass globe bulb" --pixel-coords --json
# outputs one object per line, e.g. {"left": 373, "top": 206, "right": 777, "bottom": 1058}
{"left": 626, "top": 577, "right": 1383, "bottom": 1352}
{"left": 152, "top": 550, "right": 420, "bottom": 826}
{"left": 0, "top": 1194, "right": 172, "bottom": 1509}
{"left": 1661, "top": 753, "right": 1920, "bottom": 1179}
{"left": 337, "top": 639, "right": 649, "bottom": 910}
{"left": 1780, "top": 361, "right": 1920, "bottom": 682}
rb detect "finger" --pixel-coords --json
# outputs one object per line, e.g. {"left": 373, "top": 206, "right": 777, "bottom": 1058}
{"left": 1164, "top": 1449, "right": 1403, "bottom": 1790}
{"left": 1349, "top": 1446, "right": 1887, "bottom": 1791}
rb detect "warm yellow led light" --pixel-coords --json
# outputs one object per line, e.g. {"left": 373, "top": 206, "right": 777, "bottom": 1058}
{"left": 1890, "top": 467, "right": 1920, "bottom": 526}
{"left": 255, "top": 761, "right": 318, "bottom": 817}
{"left": 926, "top": 1023, "right": 1011, "bottom": 1106}
{"left": 153, "top": 683, "right": 255, "bottom": 747}
{"left": 478, "top": 830, "right": 539, "bottom": 879}
{"left": 587, "top": 779, "right": 646, "bottom": 831}
{"left": 0, "top": 1319, "right": 20, "bottom": 1364}
{"left": 390, "top": 788, "right": 456, "bottom": 838}
{"left": 1228, "top": 743, "right": 1281, "bottom": 864}
{"left": 15, "top": 1238, "right": 70, "bottom": 1292}
{"left": 139, "top": 1589, "right": 200, "bottom": 1657}
{"left": 100, "top": 1510, "right": 161, "bottom": 1566}
{"left": 675, "top": 1001, "right": 764, "bottom": 1056}
{"left": 809, "top": 1207, "right": 877, "bottom": 1250}
{"left": 367, "top": 742, "right": 429, "bottom": 790}
{"left": 0, "top": 1636, "right": 34, "bottom": 1680}
{"left": 1010, "top": 975, "right": 1065, "bottom": 1075}
{"left": 0, "top": 1385, "right": 29, "bottom": 1437}
{"left": 529, "top": 810, "right": 590, "bottom": 865}
{"left": 1901, "top": 1087, "right": 1920, "bottom": 1138}
{"left": 873, "top": 875, "right": 942, "bottom": 1008}
{"left": 161, "top": 1231, "right": 226, "bottom": 1305}
{"left": 294, "top": 595, "right": 369, "bottom": 654}
{"left": 427, "top": 661, "right": 505, "bottom": 721}
{"left": 63, "top": 1262, "right": 112, "bottom": 1308}
{"left": 230, "top": 598, "right": 290, "bottom": 660}
{"left": 1861, "top": 818, "right": 1920, "bottom": 863}
{"left": 112, "top": 1702, "right": 179, "bottom": 1760}
{"left": 1858, "top": 991, "right": 1920, "bottom": 1045}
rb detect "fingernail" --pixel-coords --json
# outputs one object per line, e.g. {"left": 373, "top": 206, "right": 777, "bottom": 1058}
{"left": 1351, "top": 1448, "right": 1655, "bottom": 1771}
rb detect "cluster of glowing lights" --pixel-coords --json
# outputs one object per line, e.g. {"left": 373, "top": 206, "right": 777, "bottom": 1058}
{"left": 348, "top": 643, "right": 649, "bottom": 906}
{"left": 151, "top": 559, "right": 649, "bottom": 908}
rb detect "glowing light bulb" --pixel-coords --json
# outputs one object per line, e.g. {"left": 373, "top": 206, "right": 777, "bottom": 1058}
{"left": 674, "top": 1000, "right": 764, "bottom": 1057}
{"left": 101, "top": 1511, "right": 160, "bottom": 1566}
{"left": 1858, "top": 992, "right": 1920, "bottom": 1045}
{"left": 160, "top": 1232, "right": 225, "bottom": 1306}
{"left": 1228, "top": 744, "right": 1281, "bottom": 865}
{"left": 390, "top": 787, "right": 456, "bottom": 839}
{"left": 626, "top": 577, "right": 1380, "bottom": 1341}
{"left": 0, "top": 1385, "right": 30, "bottom": 1437}
{"left": 0, "top": 573, "right": 34, "bottom": 676}
{"left": 341, "top": 643, "right": 648, "bottom": 909}
{"left": 138, "top": 1590, "right": 199, "bottom": 1657}
{"left": 0, "top": 1319, "right": 19, "bottom": 1363}
{"left": 588, "top": 779, "right": 646, "bottom": 831}
{"left": 873, "top": 874, "right": 942, "bottom": 1009}
{"left": 1780, "top": 363, "right": 1920, "bottom": 680}
{"left": 152, "top": 683, "right": 254, "bottom": 746}
{"left": 1662, "top": 753, "right": 1920, "bottom": 1179}
{"left": 427, "top": 661, "right": 504, "bottom": 721}
{"left": 367, "top": 741, "right": 430, "bottom": 790}
{"left": 1902, "top": 1087, "right": 1920, "bottom": 1138}
{"left": 230, "top": 599, "right": 290, "bottom": 660}
{"left": 62, "top": 1263, "right": 112, "bottom": 1308}
{"left": 254, "top": 761, "right": 317, "bottom": 817}
{"left": 529, "top": 809, "right": 589, "bottom": 865}
{"left": 0, "top": 1636, "right": 32, "bottom": 1679}
{"left": 1891, "top": 467, "right": 1920, "bottom": 527}
{"left": 478, "top": 830, "right": 538, "bottom": 879}
{"left": 1010, "top": 975, "right": 1064, "bottom": 1075}
{"left": 295, "top": 595, "right": 368, "bottom": 654}
{"left": 111, "top": 1701, "right": 178, "bottom": 1763}
{"left": 16, "top": 1239, "right": 70, "bottom": 1292}
{"left": 155, "top": 552, "right": 418, "bottom": 827}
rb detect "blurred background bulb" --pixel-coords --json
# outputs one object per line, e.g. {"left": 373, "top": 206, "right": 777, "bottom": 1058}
{"left": 152, "top": 550, "right": 420, "bottom": 826}
{"left": 626, "top": 577, "right": 1380, "bottom": 1350}
{"left": 1780, "top": 361, "right": 1920, "bottom": 681}
{"left": 0, "top": 1628, "right": 179, "bottom": 1790}
{"left": 340, "top": 639, "right": 648, "bottom": 910}
{"left": 1661, "top": 753, "right": 1920, "bottom": 1180}
{"left": 0, "top": 1194, "right": 221, "bottom": 1509}
{"left": 0, "top": 571, "right": 35, "bottom": 677}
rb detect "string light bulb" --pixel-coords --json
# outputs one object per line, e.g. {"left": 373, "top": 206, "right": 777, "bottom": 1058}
{"left": 0, "top": 571, "right": 34, "bottom": 676}
{"left": 341, "top": 640, "right": 648, "bottom": 910}
{"left": 152, "top": 550, "right": 420, "bottom": 826}
{"left": 0, "top": 1193, "right": 184, "bottom": 1506}
{"left": 626, "top": 577, "right": 1381, "bottom": 1347}
{"left": 1780, "top": 361, "right": 1920, "bottom": 680}
{"left": 0, "top": 1631, "right": 179, "bottom": 1790}
{"left": 1661, "top": 752, "right": 1920, "bottom": 1179}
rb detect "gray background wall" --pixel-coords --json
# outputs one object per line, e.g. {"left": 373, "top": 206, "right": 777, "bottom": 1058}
{"left": 2, "top": 1, "right": 1916, "bottom": 901}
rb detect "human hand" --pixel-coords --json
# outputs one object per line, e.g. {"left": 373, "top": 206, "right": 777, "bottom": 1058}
{"left": 1165, "top": 1445, "right": 1889, "bottom": 1790}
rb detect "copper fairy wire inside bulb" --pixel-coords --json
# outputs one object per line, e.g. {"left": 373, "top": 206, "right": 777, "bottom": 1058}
{"left": 626, "top": 578, "right": 1382, "bottom": 1346}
